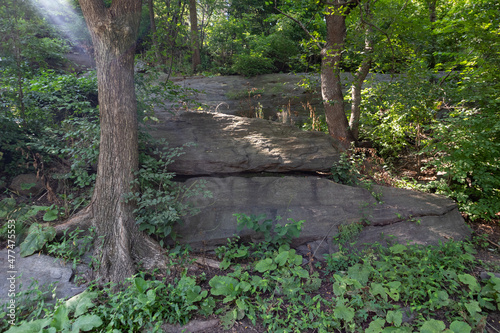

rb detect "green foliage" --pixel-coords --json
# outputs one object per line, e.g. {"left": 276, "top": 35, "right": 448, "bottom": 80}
{"left": 125, "top": 141, "right": 211, "bottom": 245}
{"left": 0, "top": 280, "right": 57, "bottom": 332}
{"left": 0, "top": 114, "right": 30, "bottom": 176}
{"left": 215, "top": 236, "right": 250, "bottom": 270}
{"left": 427, "top": 105, "right": 500, "bottom": 221}
{"left": 22, "top": 70, "right": 98, "bottom": 125}
{"left": 1, "top": 71, "right": 99, "bottom": 180}
{"left": 210, "top": 242, "right": 320, "bottom": 330}
{"left": 140, "top": 0, "right": 192, "bottom": 73}
{"left": 46, "top": 227, "right": 95, "bottom": 269}
{"left": 360, "top": 61, "right": 441, "bottom": 162}
{"left": 4, "top": 272, "right": 211, "bottom": 333}
{"left": 95, "top": 275, "right": 209, "bottom": 331}
{"left": 231, "top": 50, "right": 276, "bottom": 77}
{"left": 330, "top": 150, "right": 370, "bottom": 187}
{"left": 334, "top": 222, "right": 365, "bottom": 245}
{"left": 322, "top": 249, "right": 360, "bottom": 274}
{"left": 19, "top": 223, "right": 56, "bottom": 257}
{"left": 34, "top": 114, "right": 100, "bottom": 189}
{"left": 234, "top": 213, "right": 304, "bottom": 247}
{"left": 0, "top": 198, "right": 47, "bottom": 243}
{"left": 372, "top": 242, "right": 477, "bottom": 310}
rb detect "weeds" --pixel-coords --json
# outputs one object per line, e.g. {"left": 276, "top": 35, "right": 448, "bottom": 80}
{"left": 4, "top": 216, "right": 500, "bottom": 333}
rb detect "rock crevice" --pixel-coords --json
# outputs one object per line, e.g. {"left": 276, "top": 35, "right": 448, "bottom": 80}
{"left": 148, "top": 111, "right": 471, "bottom": 257}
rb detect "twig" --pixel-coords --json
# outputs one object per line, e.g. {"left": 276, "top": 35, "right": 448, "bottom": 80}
{"left": 487, "top": 322, "right": 500, "bottom": 333}
{"left": 487, "top": 238, "right": 500, "bottom": 249}
{"left": 274, "top": 0, "right": 323, "bottom": 50}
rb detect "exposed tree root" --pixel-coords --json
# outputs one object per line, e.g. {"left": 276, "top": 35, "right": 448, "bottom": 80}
{"left": 54, "top": 205, "right": 93, "bottom": 236}
{"left": 54, "top": 204, "right": 168, "bottom": 285}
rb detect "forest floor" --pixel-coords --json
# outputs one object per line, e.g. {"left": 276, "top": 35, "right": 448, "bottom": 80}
{"left": 175, "top": 160, "right": 500, "bottom": 333}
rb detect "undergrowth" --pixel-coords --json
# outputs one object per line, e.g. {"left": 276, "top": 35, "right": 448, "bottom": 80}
{"left": 3, "top": 214, "right": 500, "bottom": 333}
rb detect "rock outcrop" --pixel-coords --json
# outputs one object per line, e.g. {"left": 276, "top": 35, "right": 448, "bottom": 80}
{"left": 170, "top": 176, "right": 471, "bottom": 258}
{"left": 146, "top": 111, "right": 471, "bottom": 256}
{"left": 149, "top": 112, "right": 342, "bottom": 175}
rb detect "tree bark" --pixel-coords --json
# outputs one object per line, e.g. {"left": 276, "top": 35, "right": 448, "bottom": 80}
{"left": 189, "top": 0, "right": 201, "bottom": 72}
{"left": 321, "top": 3, "right": 355, "bottom": 150}
{"left": 78, "top": 0, "right": 165, "bottom": 284}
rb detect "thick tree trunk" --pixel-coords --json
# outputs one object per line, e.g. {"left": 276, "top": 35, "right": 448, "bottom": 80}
{"left": 189, "top": 0, "right": 201, "bottom": 72}
{"left": 321, "top": 4, "right": 355, "bottom": 150}
{"left": 78, "top": 0, "right": 165, "bottom": 284}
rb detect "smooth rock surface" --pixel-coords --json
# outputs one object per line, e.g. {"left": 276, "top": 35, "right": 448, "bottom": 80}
{"left": 0, "top": 249, "right": 86, "bottom": 306}
{"left": 149, "top": 112, "right": 342, "bottom": 175}
{"left": 172, "top": 176, "right": 471, "bottom": 256}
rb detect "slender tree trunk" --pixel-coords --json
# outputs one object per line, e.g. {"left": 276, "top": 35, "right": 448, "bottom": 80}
{"left": 349, "top": 2, "right": 373, "bottom": 141}
{"left": 78, "top": 0, "right": 165, "bottom": 284}
{"left": 189, "top": 0, "right": 201, "bottom": 72}
{"left": 148, "top": 0, "right": 162, "bottom": 64}
{"left": 427, "top": 0, "right": 437, "bottom": 68}
{"left": 321, "top": 4, "right": 355, "bottom": 150}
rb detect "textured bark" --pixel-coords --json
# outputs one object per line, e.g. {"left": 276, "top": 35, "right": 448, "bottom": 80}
{"left": 78, "top": 0, "right": 165, "bottom": 284}
{"left": 321, "top": 3, "right": 355, "bottom": 150}
{"left": 189, "top": 0, "right": 201, "bottom": 72}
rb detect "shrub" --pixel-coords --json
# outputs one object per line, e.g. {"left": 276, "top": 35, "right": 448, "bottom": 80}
{"left": 232, "top": 51, "right": 275, "bottom": 77}
{"left": 125, "top": 141, "right": 212, "bottom": 245}
{"left": 428, "top": 106, "right": 500, "bottom": 220}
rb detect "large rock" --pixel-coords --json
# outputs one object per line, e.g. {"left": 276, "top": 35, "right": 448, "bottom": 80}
{"left": 9, "top": 174, "right": 45, "bottom": 197}
{"left": 148, "top": 112, "right": 342, "bottom": 175}
{"left": 0, "top": 249, "right": 87, "bottom": 307}
{"left": 171, "top": 176, "right": 471, "bottom": 256}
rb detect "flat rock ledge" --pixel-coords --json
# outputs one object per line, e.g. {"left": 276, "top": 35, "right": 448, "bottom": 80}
{"left": 171, "top": 176, "right": 471, "bottom": 258}
{"left": 148, "top": 111, "right": 342, "bottom": 175}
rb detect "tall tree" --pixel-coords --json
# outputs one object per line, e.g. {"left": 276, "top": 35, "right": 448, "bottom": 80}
{"left": 321, "top": 1, "right": 356, "bottom": 148}
{"left": 275, "top": 0, "right": 357, "bottom": 149}
{"left": 71, "top": 0, "right": 165, "bottom": 284}
{"left": 147, "top": 0, "right": 162, "bottom": 63}
{"left": 189, "top": 0, "right": 201, "bottom": 72}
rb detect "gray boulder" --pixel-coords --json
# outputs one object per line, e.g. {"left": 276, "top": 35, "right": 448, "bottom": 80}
{"left": 171, "top": 176, "right": 471, "bottom": 258}
{"left": 148, "top": 112, "right": 342, "bottom": 175}
{"left": 0, "top": 249, "right": 86, "bottom": 307}
{"left": 9, "top": 174, "right": 45, "bottom": 197}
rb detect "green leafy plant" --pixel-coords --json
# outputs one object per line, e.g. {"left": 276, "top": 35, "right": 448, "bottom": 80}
{"left": 330, "top": 151, "right": 363, "bottom": 186}
{"left": 234, "top": 213, "right": 304, "bottom": 248}
{"left": 427, "top": 106, "right": 500, "bottom": 221}
{"left": 231, "top": 51, "right": 276, "bottom": 77}
{"left": 95, "top": 274, "right": 210, "bottom": 332}
{"left": 0, "top": 280, "right": 57, "bottom": 332}
{"left": 125, "top": 141, "right": 211, "bottom": 245}
{"left": 46, "top": 227, "right": 95, "bottom": 269}
{"left": 19, "top": 223, "right": 56, "bottom": 257}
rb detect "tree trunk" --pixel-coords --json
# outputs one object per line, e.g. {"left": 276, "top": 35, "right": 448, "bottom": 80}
{"left": 427, "top": 0, "right": 437, "bottom": 68}
{"left": 148, "top": 0, "right": 162, "bottom": 64}
{"left": 189, "top": 0, "right": 201, "bottom": 72}
{"left": 321, "top": 3, "right": 355, "bottom": 150}
{"left": 349, "top": 2, "right": 373, "bottom": 142}
{"left": 78, "top": 0, "right": 165, "bottom": 284}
